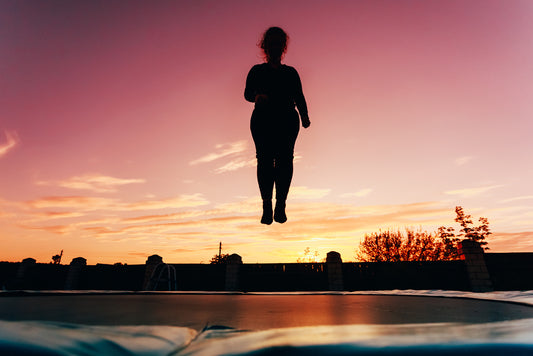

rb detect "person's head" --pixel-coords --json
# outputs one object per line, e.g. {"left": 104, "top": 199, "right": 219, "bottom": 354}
{"left": 260, "top": 27, "right": 289, "bottom": 63}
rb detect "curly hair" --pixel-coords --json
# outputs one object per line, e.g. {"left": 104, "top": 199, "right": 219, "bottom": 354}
{"left": 259, "top": 27, "right": 289, "bottom": 62}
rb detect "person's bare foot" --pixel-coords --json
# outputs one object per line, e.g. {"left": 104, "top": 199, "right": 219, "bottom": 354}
{"left": 274, "top": 200, "right": 287, "bottom": 223}
{"left": 261, "top": 200, "right": 273, "bottom": 225}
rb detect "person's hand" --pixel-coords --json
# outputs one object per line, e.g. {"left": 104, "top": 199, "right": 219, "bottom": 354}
{"left": 301, "top": 115, "right": 311, "bottom": 128}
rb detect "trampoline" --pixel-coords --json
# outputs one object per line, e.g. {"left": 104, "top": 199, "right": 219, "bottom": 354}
{"left": 1, "top": 291, "right": 533, "bottom": 355}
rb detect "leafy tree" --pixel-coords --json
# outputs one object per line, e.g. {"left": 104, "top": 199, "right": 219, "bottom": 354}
{"left": 210, "top": 253, "right": 230, "bottom": 264}
{"left": 357, "top": 228, "right": 454, "bottom": 262}
{"left": 442, "top": 206, "right": 491, "bottom": 250}
{"left": 357, "top": 206, "right": 491, "bottom": 262}
{"left": 436, "top": 225, "right": 461, "bottom": 260}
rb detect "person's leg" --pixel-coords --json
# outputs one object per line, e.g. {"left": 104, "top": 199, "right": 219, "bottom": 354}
{"left": 273, "top": 111, "right": 299, "bottom": 224}
{"left": 251, "top": 114, "right": 275, "bottom": 224}
{"left": 257, "top": 155, "right": 275, "bottom": 224}
{"left": 273, "top": 155, "right": 293, "bottom": 223}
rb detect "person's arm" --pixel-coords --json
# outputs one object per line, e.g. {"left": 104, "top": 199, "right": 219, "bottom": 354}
{"left": 293, "top": 69, "right": 310, "bottom": 128}
{"left": 244, "top": 66, "right": 258, "bottom": 103}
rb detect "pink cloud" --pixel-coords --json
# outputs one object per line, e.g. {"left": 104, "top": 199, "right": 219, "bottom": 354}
{"left": 444, "top": 185, "right": 504, "bottom": 198}
{"left": 26, "top": 196, "right": 116, "bottom": 210}
{"left": 125, "top": 194, "right": 209, "bottom": 210}
{"left": 0, "top": 130, "right": 19, "bottom": 158}
{"left": 489, "top": 231, "right": 533, "bottom": 252}
{"left": 37, "top": 174, "right": 145, "bottom": 193}
{"left": 25, "top": 194, "right": 209, "bottom": 211}
{"left": 190, "top": 141, "right": 248, "bottom": 165}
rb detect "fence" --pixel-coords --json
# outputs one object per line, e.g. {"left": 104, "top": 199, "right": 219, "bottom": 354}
{"left": 2, "top": 241, "right": 532, "bottom": 292}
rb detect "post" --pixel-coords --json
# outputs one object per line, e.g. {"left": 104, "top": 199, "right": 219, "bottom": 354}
{"left": 64, "top": 257, "right": 87, "bottom": 290}
{"left": 326, "top": 251, "right": 344, "bottom": 291}
{"left": 15, "top": 258, "right": 36, "bottom": 289}
{"left": 458, "top": 240, "right": 493, "bottom": 292}
{"left": 143, "top": 254, "right": 163, "bottom": 290}
{"left": 225, "top": 254, "right": 242, "bottom": 291}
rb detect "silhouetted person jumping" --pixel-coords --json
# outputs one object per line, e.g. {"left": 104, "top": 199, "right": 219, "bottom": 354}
{"left": 245, "top": 27, "right": 310, "bottom": 225}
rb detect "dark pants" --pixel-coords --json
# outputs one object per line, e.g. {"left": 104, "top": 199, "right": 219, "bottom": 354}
{"left": 250, "top": 108, "right": 300, "bottom": 202}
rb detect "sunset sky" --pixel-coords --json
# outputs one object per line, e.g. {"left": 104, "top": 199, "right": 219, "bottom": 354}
{"left": 1, "top": 0, "right": 533, "bottom": 264}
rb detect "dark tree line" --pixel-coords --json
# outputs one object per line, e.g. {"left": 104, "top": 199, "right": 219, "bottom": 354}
{"left": 357, "top": 206, "right": 491, "bottom": 262}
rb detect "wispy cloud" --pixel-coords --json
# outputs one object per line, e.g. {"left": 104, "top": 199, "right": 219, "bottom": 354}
{"left": 123, "top": 212, "right": 202, "bottom": 224}
{"left": 21, "top": 194, "right": 449, "bottom": 242}
{"left": 290, "top": 186, "right": 331, "bottom": 200}
{"left": 129, "top": 201, "right": 443, "bottom": 239}
{"left": 27, "top": 196, "right": 115, "bottom": 210}
{"left": 214, "top": 158, "right": 256, "bottom": 173}
{"left": 21, "top": 189, "right": 526, "bottom": 263}
{"left": 455, "top": 156, "right": 474, "bottom": 166}
{"left": 341, "top": 188, "right": 373, "bottom": 198}
{"left": 489, "top": 231, "right": 533, "bottom": 252}
{"left": 33, "top": 211, "right": 86, "bottom": 220}
{"left": 126, "top": 194, "right": 209, "bottom": 210}
{"left": 37, "top": 174, "right": 145, "bottom": 193}
{"left": 21, "top": 224, "right": 72, "bottom": 235}
{"left": 501, "top": 195, "right": 533, "bottom": 203}
{"left": 0, "top": 130, "right": 19, "bottom": 158}
{"left": 26, "top": 194, "right": 209, "bottom": 211}
{"left": 190, "top": 141, "right": 247, "bottom": 165}
{"left": 444, "top": 184, "right": 503, "bottom": 198}
{"left": 189, "top": 140, "right": 258, "bottom": 174}
{"left": 188, "top": 141, "right": 305, "bottom": 174}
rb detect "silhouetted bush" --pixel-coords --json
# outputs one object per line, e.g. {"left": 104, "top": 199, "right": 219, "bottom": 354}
{"left": 357, "top": 206, "right": 491, "bottom": 262}
{"left": 210, "top": 253, "right": 230, "bottom": 264}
